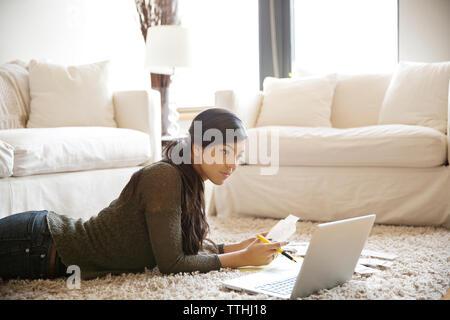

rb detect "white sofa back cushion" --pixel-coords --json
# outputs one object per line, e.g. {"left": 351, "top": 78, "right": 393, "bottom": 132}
{"left": 331, "top": 73, "right": 392, "bottom": 128}
{"left": 256, "top": 74, "right": 337, "bottom": 127}
{"left": 378, "top": 61, "right": 450, "bottom": 134}
{"left": 0, "top": 127, "right": 150, "bottom": 177}
{"left": 26, "top": 60, "right": 117, "bottom": 128}
{"left": 0, "top": 139, "right": 14, "bottom": 177}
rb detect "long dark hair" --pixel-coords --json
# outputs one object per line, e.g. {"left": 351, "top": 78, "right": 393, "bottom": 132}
{"left": 117, "top": 108, "right": 247, "bottom": 255}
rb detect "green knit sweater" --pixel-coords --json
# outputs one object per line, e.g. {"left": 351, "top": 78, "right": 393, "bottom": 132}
{"left": 46, "top": 161, "right": 223, "bottom": 280}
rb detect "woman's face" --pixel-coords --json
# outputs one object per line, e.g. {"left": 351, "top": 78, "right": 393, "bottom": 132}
{"left": 192, "top": 140, "right": 246, "bottom": 185}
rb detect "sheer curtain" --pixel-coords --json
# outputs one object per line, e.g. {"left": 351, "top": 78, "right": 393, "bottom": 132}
{"left": 293, "top": 0, "right": 398, "bottom": 75}
{"left": 172, "top": 0, "right": 259, "bottom": 108}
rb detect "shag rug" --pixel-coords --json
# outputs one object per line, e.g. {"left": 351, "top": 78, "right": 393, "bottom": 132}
{"left": 0, "top": 215, "right": 449, "bottom": 300}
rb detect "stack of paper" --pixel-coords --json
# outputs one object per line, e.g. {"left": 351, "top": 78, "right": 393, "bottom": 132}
{"left": 264, "top": 215, "right": 396, "bottom": 275}
{"left": 283, "top": 242, "right": 396, "bottom": 275}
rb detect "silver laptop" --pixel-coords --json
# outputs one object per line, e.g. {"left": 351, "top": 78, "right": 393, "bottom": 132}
{"left": 222, "top": 214, "right": 376, "bottom": 299}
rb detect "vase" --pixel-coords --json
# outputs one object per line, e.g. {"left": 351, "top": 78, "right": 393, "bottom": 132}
{"left": 151, "top": 73, "right": 180, "bottom": 137}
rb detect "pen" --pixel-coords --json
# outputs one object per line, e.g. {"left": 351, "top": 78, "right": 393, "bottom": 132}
{"left": 256, "top": 234, "right": 297, "bottom": 263}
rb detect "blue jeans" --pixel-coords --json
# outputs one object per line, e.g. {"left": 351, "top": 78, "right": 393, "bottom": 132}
{"left": 0, "top": 210, "right": 66, "bottom": 280}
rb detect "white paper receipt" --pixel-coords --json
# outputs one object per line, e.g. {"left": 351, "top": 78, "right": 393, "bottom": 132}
{"left": 358, "top": 258, "right": 394, "bottom": 268}
{"left": 266, "top": 214, "right": 300, "bottom": 242}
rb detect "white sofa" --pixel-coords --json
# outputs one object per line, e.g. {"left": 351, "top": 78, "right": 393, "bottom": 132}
{"left": 0, "top": 88, "right": 162, "bottom": 220}
{"left": 210, "top": 73, "right": 450, "bottom": 228}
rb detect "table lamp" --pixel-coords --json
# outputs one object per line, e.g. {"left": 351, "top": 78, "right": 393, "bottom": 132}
{"left": 145, "top": 25, "right": 192, "bottom": 137}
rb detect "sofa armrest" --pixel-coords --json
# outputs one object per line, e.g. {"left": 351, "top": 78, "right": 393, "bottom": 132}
{"left": 113, "top": 89, "right": 162, "bottom": 162}
{"left": 215, "top": 90, "right": 264, "bottom": 129}
{"left": 447, "top": 80, "right": 450, "bottom": 165}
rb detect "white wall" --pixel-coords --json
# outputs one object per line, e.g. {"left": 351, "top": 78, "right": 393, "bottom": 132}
{"left": 1, "top": 0, "right": 448, "bottom": 86}
{"left": 399, "top": 0, "right": 450, "bottom": 62}
{"left": 0, "top": 0, "right": 149, "bottom": 90}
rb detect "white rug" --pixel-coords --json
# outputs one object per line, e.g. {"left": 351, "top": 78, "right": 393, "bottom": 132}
{"left": 0, "top": 216, "right": 449, "bottom": 300}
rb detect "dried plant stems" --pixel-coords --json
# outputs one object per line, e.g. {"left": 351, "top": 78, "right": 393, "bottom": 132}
{"left": 135, "top": 0, "right": 181, "bottom": 135}
{"left": 135, "top": 0, "right": 180, "bottom": 42}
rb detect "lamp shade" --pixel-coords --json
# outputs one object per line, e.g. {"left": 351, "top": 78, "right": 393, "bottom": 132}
{"left": 145, "top": 25, "right": 191, "bottom": 74}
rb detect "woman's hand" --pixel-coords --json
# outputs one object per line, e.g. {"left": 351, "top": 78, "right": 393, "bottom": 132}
{"left": 237, "top": 231, "right": 271, "bottom": 251}
{"left": 223, "top": 232, "right": 270, "bottom": 253}
{"left": 240, "top": 238, "right": 287, "bottom": 266}
{"left": 218, "top": 233, "right": 287, "bottom": 268}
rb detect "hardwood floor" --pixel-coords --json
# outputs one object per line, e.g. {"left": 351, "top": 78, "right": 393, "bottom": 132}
{"left": 442, "top": 288, "right": 450, "bottom": 300}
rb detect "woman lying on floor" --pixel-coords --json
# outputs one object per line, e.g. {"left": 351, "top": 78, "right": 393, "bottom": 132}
{"left": 0, "top": 108, "right": 285, "bottom": 281}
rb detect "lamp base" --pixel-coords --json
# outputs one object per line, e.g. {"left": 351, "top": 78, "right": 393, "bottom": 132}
{"left": 166, "top": 102, "right": 180, "bottom": 137}
{"left": 151, "top": 73, "right": 179, "bottom": 137}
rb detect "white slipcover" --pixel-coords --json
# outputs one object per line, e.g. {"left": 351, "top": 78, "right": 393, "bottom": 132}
{"left": 0, "top": 127, "right": 151, "bottom": 177}
{"left": 246, "top": 124, "right": 447, "bottom": 168}
{"left": 26, "top": 60, "right": 117, "bottom": 128}
{"left": 0, "top": 89, "right": 161, "bottom": 219}
{"left": 212, "top": 165, "right": 450, "bottom": 228}
{"left": 0, "top": 166, "right": 142, "bottom": 220}
{"left": 0, "top": 139, "right": 13, "bottom": 177}
{"left": 212, "top": 73, "right": 450, "bottom": 228}
{"left": 256, "top": 74, "right": 337, "bottom": 127}
{"left": 331, "top": 73, "right": 391, "bottom": 128}
{"left": 378, "top": 61, "right": 450, "bottom": 134}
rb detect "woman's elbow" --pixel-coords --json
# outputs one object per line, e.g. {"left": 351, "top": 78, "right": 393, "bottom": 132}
{"left": 157, "top": 259, "right": 184, "bottom": 275}
{"left": 158, "top": 264, "right": 177, "bottom": 275}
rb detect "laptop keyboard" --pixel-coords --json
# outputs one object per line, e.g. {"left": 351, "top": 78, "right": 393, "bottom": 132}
{"left": 256, "top": 276, "right": 297, "bottom": 296}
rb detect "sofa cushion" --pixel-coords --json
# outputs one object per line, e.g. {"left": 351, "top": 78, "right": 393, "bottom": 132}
{"left": 378, "top": 61, "right": 450, "bottom": 134}
{"left": 26, "top": 60, "right": 117, "bottom": 128}
{"left": 256, "top": 74, "right": 337, "bottom": 127}
{"left": 245, "top": 125, "right": 447, "bottom": 168}
{"left": 0, "top": 127, "right": 151, "bottom": 176}
{"left": 331, "top": 73, "right": 392, "bottom": 128}
{"left": 0, "top": 139, "right": 14, "bottom": 177}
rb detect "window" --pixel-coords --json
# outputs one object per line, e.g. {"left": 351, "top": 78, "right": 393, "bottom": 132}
{"left": 293, "top": 0, "right": 398, "bottom": 74}
{"left": 173, "top": 0, "right": 259, "bottom": 108}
